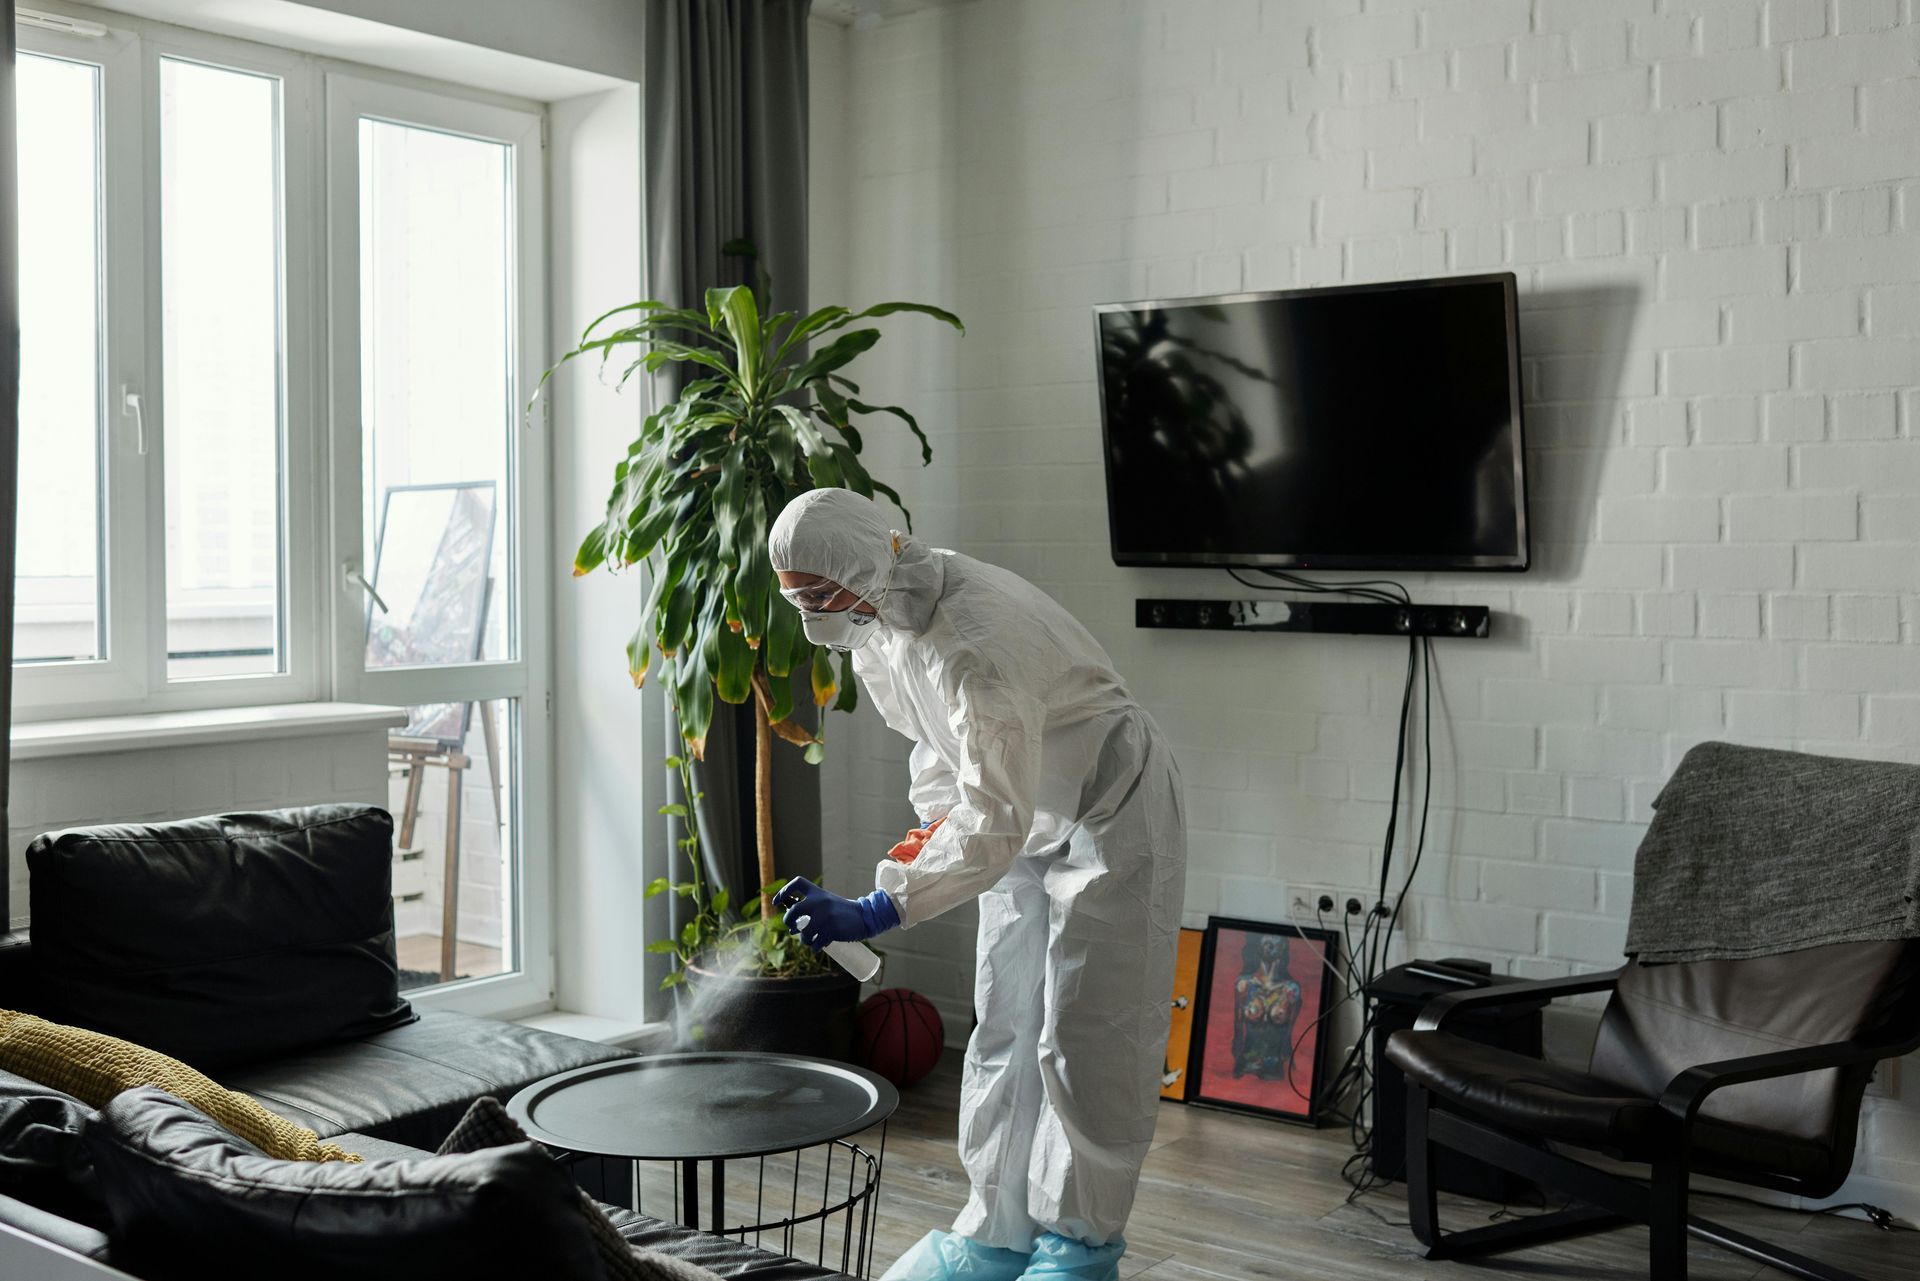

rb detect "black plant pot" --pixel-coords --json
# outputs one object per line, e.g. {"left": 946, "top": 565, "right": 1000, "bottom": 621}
{"left": 681, "top": 961, "right": 861, "bottom": 1063}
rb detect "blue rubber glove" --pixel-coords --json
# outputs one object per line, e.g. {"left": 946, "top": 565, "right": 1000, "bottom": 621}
{"left": 774, "top": 877, "right": 899, "bottom": 950}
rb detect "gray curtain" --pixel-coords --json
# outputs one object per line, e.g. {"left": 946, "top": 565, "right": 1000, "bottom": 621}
{"left": 1, "top": 6, "right": 19, "bottom": 932}
{"left": 643, "top": 0, "right": 821, "bottom": 922}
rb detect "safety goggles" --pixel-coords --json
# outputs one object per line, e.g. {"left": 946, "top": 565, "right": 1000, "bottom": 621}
{"left": 779, "top": 582, "right": 854, "bottom": 613}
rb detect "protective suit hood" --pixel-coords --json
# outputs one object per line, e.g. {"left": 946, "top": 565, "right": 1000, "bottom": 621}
{"left": 768, "top": 488, "right": 945, "bottom": 635}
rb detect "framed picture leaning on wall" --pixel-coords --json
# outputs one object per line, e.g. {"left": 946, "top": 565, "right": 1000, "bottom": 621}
{"left": 1186, "top": 917, "right": 1339, "bottom": 1124}
{"left": 1160, "top": 927, "right": 1205, "bottom": 1101}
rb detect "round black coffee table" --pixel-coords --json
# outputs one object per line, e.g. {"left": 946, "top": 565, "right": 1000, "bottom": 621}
{"left": 508, "top": 1052, "right": 899, "bottom": 1275}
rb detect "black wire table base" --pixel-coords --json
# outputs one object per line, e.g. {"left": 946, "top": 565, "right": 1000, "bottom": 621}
{"left": 620, "top": 1125, "right": 890, "bottom": 1280}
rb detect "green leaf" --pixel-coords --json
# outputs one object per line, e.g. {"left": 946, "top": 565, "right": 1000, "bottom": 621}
{"left": 658, "top": 574, "right": 699, "bottom": 655}
{"left": 661, "top": 971, "right": 686, "bottom": 990}
{"left": 733, "top": 505, "right": 773, "bottom": 645}
{"left": 832, "top": 443, "right": 875, "bottom": 499}
{"left": 639, "top": 339, "right": 740, "bottom": 383}
{"left": 850, "top": 399, "right": 933, "bottom": 466}
{"left": 712, "top": 285, "right": 763, "bottom": 392}
{"left": 681, "top": 920, "right": 701, "bottom": 947}
{"left": 711, "top": 887, "right": 731, "bottom": 917}
{"left": 805, "top": 447, "right": 844, "bottom": 490}
{"left": 658, "top": 803, "right": 689, "bottom": 818}
{"left": 767, "top": 664, "right": 796, "bottom": 724}
{"left": 868, "top": 478, "right": 914, "bottom": 531}
{"left": 574, "top": 524, "right": 609, "bottom": 577}
{"left": 763, "top": 587, "right": 802, "bottom": 678}
{"left": 785, "top": 328, "right": 881, "bottom": 393}
{"left": 767, "top": 304, "right": 851, "bottom": 368}
{"left": 664, "top": 755, "right": 684, "bottom": 769}
{"left": 626, "top": 626, "right": 651, "bottom": 688}
{"left": 646, "top": 939, "right": 681, "bottom": 955}
{"left": 811, "top": 646, "right": 837, "bottom": 707}
{"left": 713, "top": 454, "right": 746, "bottom": 554}
{"left": 679, "top": 658, "right": 716, "bottom": 756}
{"left": 713, "top": 623, "right": 756, "bottom": 705}
{"left": 838, "top": 300, "right": 965, "bottom": 334}
{"left": 775, "top": 404, "right": 832, "bottom": 459}
{"left": 834, "top": 651, "right": 859, "bottom": 713}
{"left": 645, "top": 877, "right": 671, "bottom": 899}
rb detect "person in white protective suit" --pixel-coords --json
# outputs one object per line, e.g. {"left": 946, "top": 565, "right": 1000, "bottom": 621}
{"left": 766, "top": 488, "right": 1187, "bottom": 1281}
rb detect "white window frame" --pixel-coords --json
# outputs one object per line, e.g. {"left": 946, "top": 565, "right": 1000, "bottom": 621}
{"left": 12, "top": 18, "right": 324, "bottom": 720}
{"left": 14, "top": 23, "right": 149, "bottom": 712}
{"left": 14, "top": 8, "right": 556, "bottom": 1017}
{"left": 323, "top": 74, "right": 553, "bottom": 1017}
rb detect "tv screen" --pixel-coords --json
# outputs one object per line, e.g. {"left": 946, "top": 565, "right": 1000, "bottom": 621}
{"left": 1094, "top": 272, "right": 1528, "bottom": 571}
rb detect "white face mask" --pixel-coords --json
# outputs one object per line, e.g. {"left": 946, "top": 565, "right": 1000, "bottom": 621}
{"left": 801, "top": 607, "right": 881, "bottom": 652}
{"left": 783, "top": 554, "right": 897, "bottom": 653}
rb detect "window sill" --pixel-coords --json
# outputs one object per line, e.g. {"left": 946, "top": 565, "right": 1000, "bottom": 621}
{"left": 515, "top": 1010, "right": 670, "bottom": 1052}
{"left": 10, "top": 702, "right": 409, "bottom": 761}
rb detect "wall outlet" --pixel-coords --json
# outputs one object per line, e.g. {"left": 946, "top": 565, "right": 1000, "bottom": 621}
{"left": 1285, "top": 884, "right": 1341, "bottom": 923}
{"left": 1285, "top": 885, "right": 1397, "bottom": 925}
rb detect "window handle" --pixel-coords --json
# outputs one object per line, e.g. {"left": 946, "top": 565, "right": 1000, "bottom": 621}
{"left": 120, "top": 385, "right": 146, "bottom": 455}
{"left": 344, "top": 563, "right": 389, "bottom": 615}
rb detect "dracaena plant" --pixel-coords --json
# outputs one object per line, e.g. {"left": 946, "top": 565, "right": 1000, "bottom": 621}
{"left": 539, "top": 258, "right": 963, "bottom": 917}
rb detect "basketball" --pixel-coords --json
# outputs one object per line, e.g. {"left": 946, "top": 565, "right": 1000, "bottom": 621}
{"left": 855, "top": 989, "right": 945, "bottom": 1088}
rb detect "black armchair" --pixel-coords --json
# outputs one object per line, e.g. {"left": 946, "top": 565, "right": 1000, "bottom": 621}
{"left": 1388, "top": 941, "right": 1920, "bottom": 1281}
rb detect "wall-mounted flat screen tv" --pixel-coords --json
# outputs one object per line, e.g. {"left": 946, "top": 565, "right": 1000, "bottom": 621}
{"left": 1094, "top": 271, "right": 1528, "bottom": 571}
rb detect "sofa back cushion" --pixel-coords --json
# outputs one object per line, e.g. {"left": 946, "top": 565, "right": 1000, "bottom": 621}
{"left": 27, "top": 806, "right": 413, "bottom": 1070}
{"left": 85, "top": 1088, "right": 604, "bottom": 1281}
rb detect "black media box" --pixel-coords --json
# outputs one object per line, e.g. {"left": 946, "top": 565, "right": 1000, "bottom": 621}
{"left": 1368, "top": 960, "right": 1545, "bottom": 1203}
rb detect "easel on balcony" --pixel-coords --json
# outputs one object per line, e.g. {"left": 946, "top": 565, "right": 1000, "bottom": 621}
{"left": 366, "top": 481, "right": 500, "bottom": 984}
{"left": 390, "top": 692, "right": 502, "bottom": 982}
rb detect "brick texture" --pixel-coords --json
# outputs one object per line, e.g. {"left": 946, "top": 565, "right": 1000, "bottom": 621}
{"left": 809, "top": 0, "right": 1920, "bottom": 1210}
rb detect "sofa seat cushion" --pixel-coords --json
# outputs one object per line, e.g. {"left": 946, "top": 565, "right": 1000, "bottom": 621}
{"left": 85, "top": 1087, "right": 604, "bottom": 1281}
{"left": 1385, "top": 1029, "right": 1831, "bottom": 1181}
{"left": 607, "top": 1207, "right": 852, "bottom": 1280}
{"left": 222, "top": 1010, "right": 633, "bottom": 1149}
{"left": 26, "top": 806, "right": 414, "bottom": 1070}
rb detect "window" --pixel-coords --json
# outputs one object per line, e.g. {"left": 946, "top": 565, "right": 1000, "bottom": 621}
{"left": 15, "top": 53, "right": 105, "bottom": 666}
{"left": 12, "top": 17, "right": 552, "bottom": 1010}
{"left": 328, "top": 75, "right": 547, "bottom": 1001}
{"left": 12, "top": 23, "right": 306, "bottom": 714}
{"left": 160, "top": 58, "right": 288, "bottom": 680}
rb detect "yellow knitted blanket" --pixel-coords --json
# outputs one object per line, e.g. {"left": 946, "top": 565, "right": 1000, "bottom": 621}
{"left": 0, "top": 1010, "right": 360, "bottom": 1163}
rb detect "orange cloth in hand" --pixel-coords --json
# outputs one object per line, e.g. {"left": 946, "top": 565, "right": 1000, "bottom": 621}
{"left": 886, "top": 817, "right": 947, "bottom": 864}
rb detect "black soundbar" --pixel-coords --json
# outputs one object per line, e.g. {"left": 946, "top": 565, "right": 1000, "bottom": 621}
{"left": 1135, "top": 598, "right": 1491, "bottom": 638}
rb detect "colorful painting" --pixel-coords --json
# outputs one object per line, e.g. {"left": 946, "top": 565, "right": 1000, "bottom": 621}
{"left": 1186, "top": 917, "right": 1338, "bottom": 1124}
{"left": 1159, "top": 928, "right": 1204, "bottom": 1101}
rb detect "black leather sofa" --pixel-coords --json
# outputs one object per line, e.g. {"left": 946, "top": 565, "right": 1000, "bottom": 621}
{"left": 0, "top": 807, "right": 846, "bottom": 1280}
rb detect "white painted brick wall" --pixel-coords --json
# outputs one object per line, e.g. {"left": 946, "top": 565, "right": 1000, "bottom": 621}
{"left": 812, "top": 0, "right": 1920, "bottom": 1212}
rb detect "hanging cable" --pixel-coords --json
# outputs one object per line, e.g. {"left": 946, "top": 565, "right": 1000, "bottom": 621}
{"left": 1223, "top": 567, "right": 1439, "bottom": 1196}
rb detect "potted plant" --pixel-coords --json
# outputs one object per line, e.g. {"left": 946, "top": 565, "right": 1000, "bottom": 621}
{"left": 542, "top": 254, "right": 961, "bottom": 1057}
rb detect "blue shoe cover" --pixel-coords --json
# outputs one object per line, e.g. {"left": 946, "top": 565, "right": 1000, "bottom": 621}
{"left": 1015, "top": 1232, "right": 1124, "bottom": 1281}
{"left": 879, "top": 1230, "right": 1032, "bottom": 1281}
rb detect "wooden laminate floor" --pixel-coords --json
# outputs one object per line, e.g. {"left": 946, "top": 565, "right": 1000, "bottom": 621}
{"left": 636, "top": 1048, "right": 1920, "bottom": 1280}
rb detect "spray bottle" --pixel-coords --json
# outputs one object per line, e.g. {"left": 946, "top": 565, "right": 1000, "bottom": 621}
{"left": 792, "top": 917, "right": 881, "bottom": 982}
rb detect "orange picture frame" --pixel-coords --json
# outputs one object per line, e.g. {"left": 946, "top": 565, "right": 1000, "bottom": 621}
{"left": 1160, "top": 927, "right": 1205, "bottom": 1101}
